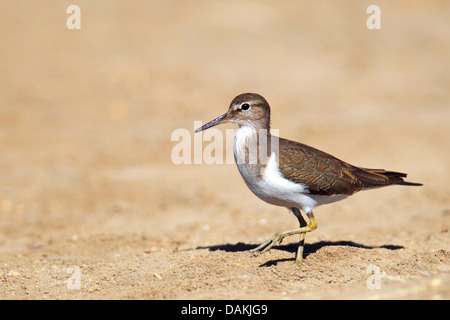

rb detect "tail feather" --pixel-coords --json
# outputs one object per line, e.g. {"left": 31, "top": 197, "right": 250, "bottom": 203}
{"left": 395, "top": 180, "right": 423, "bottom": 187}
{"left": 353, "top": 167, "right": 423, "bottom": 188}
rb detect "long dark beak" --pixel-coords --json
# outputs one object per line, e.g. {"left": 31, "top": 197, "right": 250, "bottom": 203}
{"left": 195, "top": 113, "right": 229, "bottom": 133}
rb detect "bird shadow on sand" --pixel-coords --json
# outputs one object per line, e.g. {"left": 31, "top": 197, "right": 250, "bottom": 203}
{"left": 190, "top": 240, "right": 404, "bottom": 267}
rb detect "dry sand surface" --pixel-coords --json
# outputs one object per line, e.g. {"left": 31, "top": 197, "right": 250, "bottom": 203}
{"left": 0, "top": 1, "right": 449, "bottom": 300}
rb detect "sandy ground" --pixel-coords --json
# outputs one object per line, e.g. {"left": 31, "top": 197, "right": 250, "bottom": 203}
{"left": 0, "top": 1, "right": 449, "bottom": 300}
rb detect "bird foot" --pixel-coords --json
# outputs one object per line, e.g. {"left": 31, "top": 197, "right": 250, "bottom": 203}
{"left": 294, "top": 256, "right": 306, "bottom": 265}
{"left": 248, "top": 232, "right": 285, "bottom": 255}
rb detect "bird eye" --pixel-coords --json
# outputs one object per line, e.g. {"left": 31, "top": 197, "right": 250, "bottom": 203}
{"left": 241, "top": 103, "right": 250, "bottom": 111}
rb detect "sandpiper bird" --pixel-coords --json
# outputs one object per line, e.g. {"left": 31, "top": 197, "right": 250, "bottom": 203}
{"left": 195, "top": 93, "right": 422, "bottom": 264}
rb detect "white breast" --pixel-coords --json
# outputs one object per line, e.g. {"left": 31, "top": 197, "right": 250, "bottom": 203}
{"left": 233, "top": 127, "right": 347, "bottom": 213}
{"left": 233, "top": 127, "right": 314, "bottom": 213}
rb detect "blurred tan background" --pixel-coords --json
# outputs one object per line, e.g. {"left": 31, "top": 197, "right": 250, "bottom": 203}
{"left": 0, "top": 1, "right": 448, "bottom": 299}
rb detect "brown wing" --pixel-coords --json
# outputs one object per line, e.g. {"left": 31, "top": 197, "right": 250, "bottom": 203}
{"left": 277, "top": 138, "right": 421, "bottom": 196}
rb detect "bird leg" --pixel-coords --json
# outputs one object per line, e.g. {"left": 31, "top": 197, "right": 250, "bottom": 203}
{"left": 293, "top": 208, "right": 308, "bottom": 264}
{"left": 249, "top": 210, "right": 317, "bottom": 264}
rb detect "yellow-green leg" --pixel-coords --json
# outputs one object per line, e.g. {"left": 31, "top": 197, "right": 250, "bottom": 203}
{"left": 249, "top": 210, "right": 317, "bottom": 264}
{"left": 293, "top": 208, "right": 307, "bottom": 264}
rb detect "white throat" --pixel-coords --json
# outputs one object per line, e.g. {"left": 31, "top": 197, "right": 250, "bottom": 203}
{"left": 233, "top": 125, "right": 258, "bottom": 164}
